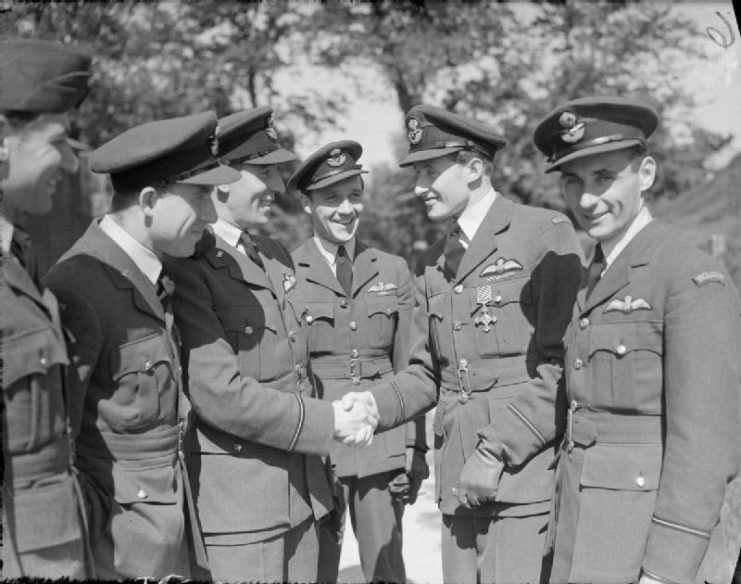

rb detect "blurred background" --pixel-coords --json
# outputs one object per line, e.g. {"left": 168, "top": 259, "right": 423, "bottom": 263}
{"left": 1, "top": 0, "right": 739, "bottom": 285}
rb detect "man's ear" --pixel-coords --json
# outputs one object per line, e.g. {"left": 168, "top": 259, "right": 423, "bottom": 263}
{"left": 465, "top": 156, "right": 485, "bottom": 187}
{"left": 139, "top": 186, "right": 159, "bottom": 214}
{"left": 299, "top": 193, "right": 313, "bottom": 216}
{"left": 638, "top": 156, "right": 657, "bottom": 193}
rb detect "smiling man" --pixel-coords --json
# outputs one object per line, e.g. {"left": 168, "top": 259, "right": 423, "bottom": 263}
{"left": 342, "top": 105, "right": 584, "bottom": 583}
{"left": 532, "top": 96, "right": 741, "bottom": 584}
{"left": 43, "top": 111, "right": 238, "bottom": 580}
{"left": 164, "top": 112, "right": 377, "bottom": 584}
{"left": 289, "top": 141, "right": 428, "bottom": 584}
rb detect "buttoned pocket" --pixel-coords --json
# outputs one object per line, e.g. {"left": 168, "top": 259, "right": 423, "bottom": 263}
{"left": 427, "top": 293, "right": 449, "bottom": 359}
{"left": 587, "top": 321, "right": 663, "bottom": 409}
{"left": 218, "top": 304, "right": 283, "bottom": 378}
{"left": 303, "top": 301, "right": 335, "bottom": 353}
{"left": 111, "top": 460, "right": 179, "bottom": 505}
{"left": 473, "top": 278, "right": 533, "bottom": 358}
{"left": 366, "top": 296, "right": 399, "bottom": 350}
{"left": 110, "top": 336, "right": 177, "bottom": 428}
{"left": 1, "top": 326, "right": 68, "bottom": 388}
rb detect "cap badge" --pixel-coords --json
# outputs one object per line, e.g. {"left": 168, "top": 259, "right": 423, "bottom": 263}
{"left": 265, "top": 115, "right": 278, "bottom": 142}
{"left": 407, "top": 117, "right": 423, "bottom": 145}
{"left": 326, "top": 148, "right": 346, "bottom": 167}
{"left": 558, "top": 111, "right": 585, "bottom": 144}
{"left": 209, "top": 132, "right": 220, "bottom": 158}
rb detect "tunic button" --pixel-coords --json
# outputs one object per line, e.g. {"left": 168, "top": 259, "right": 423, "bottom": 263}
{"left": 453, "top": 321, "right": 462, "bottom": 331}
{"left": 305, "top": 315, "right": 314, "bottom": 324}
{"left": 616, "top": 344, "right": 627, "bottom": 356}
{"left": 39, "top": 356, "right": 48, "bottom": 368}
{"left": 636, "top": 474, "right": 646, "bottom": 488}
{"left": 137, "top": 489, "right": 148, "bottom": 500}
{"left": 574, "top": 358, "right": 583, "bottom": 370}
{"left": 144, "top": 360, "right": 153, "bottom": 370}
{"left": 234, "top": 443, "right": 242, "bottom": 452}
{"left": 351, "top": 349, "right": 359, "bottom": 358}
{"left": 454, "top": 284, "right": 463, "bottom": 294}
{"left": 244, "top": 326, "right": 253, "bottom": 335}
{"left": 493, "top": 295, "right": 502, "bottom": 305}
{"left": 288, "top": 331, "right": 296, "bottom": 342}
{"left": 580, "top": 317, "right": 589, "bottom": 329}
{"left": 349, "top": 321, "right": 357, "bottom": 331}
{"left": 340, "top": 300, "right": 348, "bottom": 308}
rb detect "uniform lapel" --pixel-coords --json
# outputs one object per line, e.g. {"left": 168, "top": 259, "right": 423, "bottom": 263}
{"left": 3, "top": 255, "right": 51, "bottom": 316}
{"left": 205, "top": 232, "right": 274, "bottom": 291}
{"left": 296, "top": 239, "right": 345, "bottom": 297}
{"left": 582, "top": 220, "right": 665, "bottom": 314}
{"left": 351, "top": 241, "right": 379, "bottom": 297}
{"left": 80, "top": 221, "right": 165, "bottom": 322}
{"left": 454, "top": 194, "right": 511, "bottom": 284}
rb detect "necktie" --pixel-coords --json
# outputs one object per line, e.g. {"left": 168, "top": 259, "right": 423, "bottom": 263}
{"left": 240, "top": 232, "right": 265, "bottom": 270}
{"left": 443, "top": 222, "right": 465, "bottom": 278}
{"left": 585, "top": 244, "right": 605, "bottom": 298}
{"left": 336, "top": 244, "right": 353, "bottom": 297}
{"left": 10, "top": 226, "right": 40, "bottom": 288}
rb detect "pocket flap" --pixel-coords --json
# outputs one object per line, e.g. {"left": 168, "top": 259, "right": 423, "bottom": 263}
{"left": 217, "top": 306, "right": 278, "bottom": 334}
{"left": 580, "top": 443, "right": 662, "bottom": 490}
{"left": 112, "top": 462, "right": 179, "bottom": 504}
{"left": 1, "top": 327, "right": 68, "bottom": 388}
{"left": 111, "top": 336, "right": 173, "bottom": 381}
{"left": 588, "top": 322, "right": 663, "bottom": 358}
{"left": 487, "top": 278, "right": 533, "bottom": 307}
{"left": 304, "top": 301, "right": 334, "bottom": 323}
{"left": 428, "top": 293, "right": 446, "bottom": 320}
{"left": 366, "top": 297, "right": 398, "bottom": 318}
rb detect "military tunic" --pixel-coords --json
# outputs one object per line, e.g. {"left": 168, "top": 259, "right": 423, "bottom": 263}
{"left": 165, "top": 229, "right": 335, "bottom": 581}
{"left": 547, "top": 220, "right": 741, "bottom": 584}
{"left": 43, "top": 221, "right": 190, "bottom": 580}
{"left": 369, "top": 194, "right": 583, "bottom": 581}
{"left": 293, "top": 238, "right": 426, "bottom": 583}
{"left": 1, "top": 249, "right": 89, "bottom": 579}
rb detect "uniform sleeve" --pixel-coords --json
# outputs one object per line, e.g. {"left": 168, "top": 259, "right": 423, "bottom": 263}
{"left": 371, "top": 260, "right": 439, "bottom": 430}
{"left": 642, "top": 261, "right": 741, "bottom": 582}
{"left": 166, "top": 259, "right": 334, "bottom": 457}
{"left": 476, "top": 216, "right": 583, "bottom": 466}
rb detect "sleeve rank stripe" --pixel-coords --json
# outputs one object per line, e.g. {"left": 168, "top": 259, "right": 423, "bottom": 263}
{"left": 288, "top": 393, "right": 305, "bottom": 452}
{"left": 507, "top": 403, "right": 546, "bottom": 446}
{"left": 651, "top": 516, "right": 711, "bottom": 539}
{"left": 641, "top": 568, "right": 679, "bottom": 584}
{"left": 390, "top": 379, "right": 405, "bottom": 422}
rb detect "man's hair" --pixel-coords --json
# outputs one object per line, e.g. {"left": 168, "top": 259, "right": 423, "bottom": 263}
{"left": 1, "top": 110, "right": 42, "bottom": 129}
{"left": 456, "top": 149, "right": 494, "bottom": 177}
{"left": 109, "top": 176, "right": 172, "bottom": 212}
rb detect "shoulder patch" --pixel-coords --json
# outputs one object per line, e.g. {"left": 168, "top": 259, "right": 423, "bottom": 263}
{"left": 551, "top": 215, "right": 571, "bottom": 226}
{"left": 692, "top": 271, "right": 726, "bottom": 287}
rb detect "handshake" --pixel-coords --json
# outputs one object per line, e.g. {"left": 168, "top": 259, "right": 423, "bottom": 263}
{"left": 331, "top": 392, "right": 379, "bottom": 447}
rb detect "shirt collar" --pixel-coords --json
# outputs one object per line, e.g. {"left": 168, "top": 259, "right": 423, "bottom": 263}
{"left": 99, "top": 215, "right": 162, "bottom": 285}
{"left": 602, "top": 206, "right": 654, "bottom": 270}
{"left": 212, "top": 218, "right": 243, "bottom": 249}
{"left": 313, "top": 234, "right": 356, "bottom": 266}
{"left": 0, "top": 214, "right": 14, "bottom": 255}
{"left": 456, "top": 188, "right": 498, "bottom": 245}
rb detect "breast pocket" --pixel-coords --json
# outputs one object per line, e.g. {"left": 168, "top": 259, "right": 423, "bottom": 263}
{"left": 365, "top": 296, "right": 399, "bottom": 350}
{"left": 588, "top": 321, "right": 663, "bottom": 410}
{"left": 473, "top": 278, "right": 533, "bottom": 357}
{"left": 303, "top": 301, "right": 335, "bottom": 354}
{"left": 427, "top": 293, "right": 449, "bottom": 360}
{"left": 218, "top": 305, "right": 282, "bottom": 379}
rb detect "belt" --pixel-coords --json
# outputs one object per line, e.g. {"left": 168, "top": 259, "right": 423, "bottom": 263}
{"left": 8, "top": 434, "right": 72, "bottom": 482}
{"left": 439, "top": 355, "right": 530, "bottom": 403}
{"left": 310, "top": 355, "right": 392, "bottom": 385}
{"left": 260, "top": 365, "right": 311, "bottom": 394}
{"left": 76, "top": 424, "right": 179, "bottom": 461}
{"left": 565, "top": 400, "right": 663, "bottom": 451}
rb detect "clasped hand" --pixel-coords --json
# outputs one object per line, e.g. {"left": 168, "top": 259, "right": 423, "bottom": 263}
{"left": 332, "top": 391, "right": 379, "bottom": 447}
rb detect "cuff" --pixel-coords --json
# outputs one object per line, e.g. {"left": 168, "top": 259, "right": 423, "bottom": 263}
{"left": 290, "top": 398, "right": 334, "bottom": 457}
{"left": 642, "top": 515, "right": 712, "bottom": 583}
{"left": 371, "top": 379, "right": 405, "bottom": 431}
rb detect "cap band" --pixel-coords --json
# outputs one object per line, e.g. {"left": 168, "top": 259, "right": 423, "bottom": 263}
{"left": 548, "top": 134, "right": 644, "bottom": 163}
{"left": 307, "top": 164, "right": 363, "bottom": 187}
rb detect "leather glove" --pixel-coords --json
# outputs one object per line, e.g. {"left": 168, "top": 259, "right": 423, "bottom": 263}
{"left": 454, "top": 443, "right": 505, "bottom": 509}
{"left": 389, "top": 447, "right": 429, "bottom": 505}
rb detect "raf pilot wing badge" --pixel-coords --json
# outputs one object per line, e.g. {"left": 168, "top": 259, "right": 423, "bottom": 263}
{"left": 604, "top": 295, "right": 651, "bottom": 314}
{"left": 367, "top": 281, "right": 398, "bottom": 296}
{"left": 480, "top": 258, "right": 524, "bottom": 281}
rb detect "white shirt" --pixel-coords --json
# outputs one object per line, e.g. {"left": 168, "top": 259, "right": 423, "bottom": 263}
{"left": 213, "top": 218, "right": 246, "bottom": 255}
{"left": 455, "top": 188, "right": 498, "bottom": 249}
{"left": 1, "top": 214, "right": 14, "bottom": 255}
{"left": 99, "top": 215, "right": 162, "bottom": 285}
{"left": 602, "top": 205, "right": 654, "bottom": 274}
{"left": 313, "top": 235, "right": 356, "bottom": 277}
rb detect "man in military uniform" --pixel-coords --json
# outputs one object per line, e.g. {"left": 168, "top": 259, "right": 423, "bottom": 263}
{"left": 1, "top": 38, "right": 93, "bottom": 579}
{"left": 343, "top": 105, "right": 584, "bottom": 583}
{"left": 43, "top": 112, "right": 239, "bottom": 579}
{"left": 289, "top": 141, "right": 429, "bottom": 583}
{"left": 531, "top": 96, "right": 741, "bottom": 584}
{"left": 164, "top": 109, "right": 377, "bottom": 584}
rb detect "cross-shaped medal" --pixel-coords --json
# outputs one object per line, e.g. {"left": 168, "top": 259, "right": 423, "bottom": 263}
{"left": 474, "top": 309, "right": 497, "bottom": 333}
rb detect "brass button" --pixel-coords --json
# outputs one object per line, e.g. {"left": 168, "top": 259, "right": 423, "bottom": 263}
{"left": 493, "top": 295, "right": 502, "bottom": 305}
{"left": 453, "top": 321, "right": 462, "bottom": 331}
{"left": 234, "top": 443, "right": 242, "bottom": 452}
{"left": 636, "top": 474, "right": 646, "bottom": 488}
{"left": 144, "top": 360, "right": 153, "bottom": 370}
{"left": 580, "top": 317, "right": 589, "bottom": 329}
{"left": 340, "top": 300, "right": 348, "bottom": 308}
{"left": 305, "top": 315, "right": 314, "bottom": 324}
{"left": 137, "top": 489, "right": 148, "bottom": 500}
{"left": 244, "top": 326, "right": 254, "bottom": 335}
{"left": 351, "top": 378, "right": 361, "bottom": 386}
{"left": 289, "top": 331, "right": 296, "bottom": 342}
{"left": 574, "top": 358, "right": 583, "bottom": 370}
{"left": 616, "top": 344, "right": 627, "bottom": 356}
{"left": 39, "top": 356, "right": 48, "bottom": 368}
{"left": 349, "top": 321, "right": 357, "bottom": 331}
{"left": 454, "top": 284, "right": 463, "bottom": 294}
{"left": 385, "top": 307, "right": 392, "bottom": 315}
{"left": 458, "top": 358, "right": 468, "bottom": 368}
{"left": 351, "top": 349, "right": 359, "bottom": 358}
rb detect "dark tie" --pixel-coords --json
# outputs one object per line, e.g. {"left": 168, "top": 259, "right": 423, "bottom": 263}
{"left": 585, "top": 244, "right": 605, "bottom": 298}
{"left": 239, "top": 232, "right": 265, "bottom": 270}
{"left": 443, "top": 222, "right": 465, "bottom": 278}
{"left": 10, "top": 226, "right": 40, "bottom": 287}
{"left": 336, "top": 244, "right": 353, "bottom": 297}
{"left": 156, "top": 272, "right": 175, "bottom": 311}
